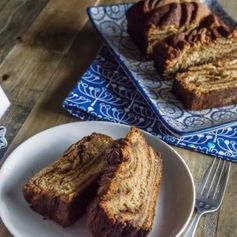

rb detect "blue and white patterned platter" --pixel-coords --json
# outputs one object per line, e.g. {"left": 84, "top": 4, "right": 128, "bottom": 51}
{"left": 0, "top": 127, "right": 7, "bottom": 150}
{"left": 63, "top": 47, "right": 237, "bottom": 162}
{"left": 87, "top": 1, "right": 237, "bottom": 136}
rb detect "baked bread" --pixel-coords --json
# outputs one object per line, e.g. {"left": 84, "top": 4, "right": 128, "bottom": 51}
{"left": 87, "top": 127, "right": 163, "bottom": 237}
{"left": 172, "top": 50, "right": 237, "bottom": 110}
{"left": 126, "top": 0, "right": 209, "bottom": 57}
{"left": 23, "top": 133, "right": 113, "bottom": 227}
{"left": 153, "top": 15, "right": 237, "bottom": 76}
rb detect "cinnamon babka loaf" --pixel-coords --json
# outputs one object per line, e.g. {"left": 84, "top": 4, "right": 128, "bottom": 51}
{"left": 87, "top": 127, "right": 163, "bottom": 237}
{"left": 173, "top": 50, "right": 237, "bottom": 110}
{"left": 126, "top": 0, "right": 210, "bottom": 57}
{"left": 23, "top": 133, "right": 113, "bottom": 227}
{"left": 153, "top": 15, "right": 237, "bottom": 76}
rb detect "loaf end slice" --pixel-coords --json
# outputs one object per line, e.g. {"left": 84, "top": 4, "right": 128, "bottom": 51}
{"left": 23, "top": 133, "right": 113, "bottom": 227}
{"left": 87, "top": 127, "right": 163, "bottom": 237}
{"left": 126, "top": 0, "right": 211, "bottom": 57}
{"left": 172, "top": 50, "right": 237, "bottom": 110}
{"left": 126, "top": 0, "right": 180, "bottom": 56}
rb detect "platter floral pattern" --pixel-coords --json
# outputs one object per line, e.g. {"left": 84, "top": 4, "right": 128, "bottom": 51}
{"left": 86, "top": 2, "right": 237, "bottom": 136}
{"left": 63, "top": 47, "right": 237, "bottom": 162}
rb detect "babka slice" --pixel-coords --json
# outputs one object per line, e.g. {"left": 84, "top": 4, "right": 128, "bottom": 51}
{"left": 87, "top": 127, "right": 163, "bottom": 237}
{"left": 153, "top": 14, "right": 237, "bottom": 77}
{"left": 126, "top": 0, "right": 210, "bottom": 57}
{"left": 172, "top": 50, "right": 237, "bottom": 110}
{"left": 23, "top": 133, "right": 113, "bottom": 227}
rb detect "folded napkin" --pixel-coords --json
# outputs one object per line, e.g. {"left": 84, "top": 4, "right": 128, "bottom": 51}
{"left": 0, "top": 86, "right": 10, "bottom": 119}
{"left": 63, "top": 47, "right": 237, "bottom": 163}
{"left": 0, "top": 86, "right": 9, "bottom": 150}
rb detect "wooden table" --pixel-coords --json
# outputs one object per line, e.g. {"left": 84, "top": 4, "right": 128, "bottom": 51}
{"left": 0, "top": 1, "right": 236, "bottom": 236}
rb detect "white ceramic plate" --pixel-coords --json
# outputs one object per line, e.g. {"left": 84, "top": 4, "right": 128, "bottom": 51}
{"left": 0, "top": 121, "right": 195, "bottom": 237}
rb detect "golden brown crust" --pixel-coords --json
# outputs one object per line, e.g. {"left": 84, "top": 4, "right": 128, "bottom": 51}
{"left": 173, "top": 79, "right": 237, "bottom": 110}
{"left": 143, "top": 0, "right": 180, "bottom": 13}
{"left": 172, "top": 52, "right": 237, "bottom": 110}
{"left": 87, "top": 127, "right": 163, "bottom": 237}
{"left": 127, "top": 1, "right": 237, "bottom": 77}
{"left": 23, "top": 133, "right": 113, "bottom": 227}
{"left": 134, "top": 0, "right": 201, "bottom": 15}
{"left": 126, "top": 0, "right": 212, "bottom": 56}
{"left": 87, "top": 200, "right": 150, "bottom": 237}
{"left": 152, "top": 16, "right": 237, "bottom": 76}
{"left": 147, "top": 1, "right": 211, "bottom": 30}
{"left": 23, "top": 180, "right": 98, "bottom": 226}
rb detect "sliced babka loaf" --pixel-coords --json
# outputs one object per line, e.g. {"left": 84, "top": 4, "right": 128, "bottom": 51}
{"left": 23, "top": 133, "right": 113, "bottom": 227}
{"left": 153, "top": 14, "right": 237, "bottom": 77}
{"left": 172, "top": 50, "right": 237, "bottom": 110}
{"left": 126, "top": 0, "right": 210, "bottom": 57}
{"left": 87, "top": 127, "right": 163, "bottom": 237}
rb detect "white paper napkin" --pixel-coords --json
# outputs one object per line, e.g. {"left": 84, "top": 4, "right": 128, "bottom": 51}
{"left": 0, "top": 86, "right": 10, "bottom": 119}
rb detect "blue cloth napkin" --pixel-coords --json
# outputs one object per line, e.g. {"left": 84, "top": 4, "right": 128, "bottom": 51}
{"left": 63, "top": 47, "right": 237, "bottom": 163}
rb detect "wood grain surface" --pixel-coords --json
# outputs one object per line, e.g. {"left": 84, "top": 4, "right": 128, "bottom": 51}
{"left": 0, "top": 0, "right": 236, "bottom": 237}
{"left": 0, "top": 0, "right": 48, "bottom": 64}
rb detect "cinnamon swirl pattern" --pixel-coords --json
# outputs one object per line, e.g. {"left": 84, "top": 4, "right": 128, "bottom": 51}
{"left": 87, "top": 127, "right": 163, "bottom": 237}
{"left": 173, "top": 50, "right": 237, "bottom": 110}
{"left": 23, "top": 133, "right": 113, "bottom": 227}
